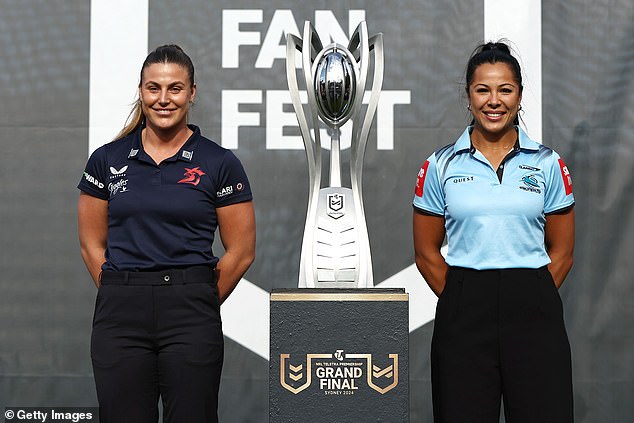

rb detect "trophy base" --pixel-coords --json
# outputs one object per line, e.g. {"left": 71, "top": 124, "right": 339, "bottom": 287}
{"left": 269, "top": 288, "right": 409, "bottom": 422}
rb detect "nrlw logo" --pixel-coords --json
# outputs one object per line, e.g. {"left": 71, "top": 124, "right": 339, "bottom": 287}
{"left": 280, "top": 351, "right": 399, "bottom": 395}
{"left": 327, "top": 193, "right": 344, "bottom": 219}
{"left": 348, "top": 353, "right": 399, "bottom": 395}
{"left": 178, "top": 167, "right": 206, "bottom": 186}
{"left": 280, "top": 353, "right": 331, "bottom": 394}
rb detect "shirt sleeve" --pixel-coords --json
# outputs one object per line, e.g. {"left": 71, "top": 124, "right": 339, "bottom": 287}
{"left": 412, "top": 153, "right": 445, "bottom": 216}
{"left": 544, "top": 151, "right": 574, "bottom": 214}
{"left": 214, "top": 150, "right": 253, "bottom": 207}
{"left": 77, "top": 146, "right": 109, "bottom": 200}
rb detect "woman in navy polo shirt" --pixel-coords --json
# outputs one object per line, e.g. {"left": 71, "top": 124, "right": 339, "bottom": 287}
{"left": 78, "top": 45, "right": 255, "bottom": 423}
{"left": 413, "top": 42, "right": 575, "bottom": 422}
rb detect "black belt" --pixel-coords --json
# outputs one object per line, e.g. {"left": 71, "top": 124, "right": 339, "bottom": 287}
{"left": 100, "top": 266, "right": 216, "bottom": 286}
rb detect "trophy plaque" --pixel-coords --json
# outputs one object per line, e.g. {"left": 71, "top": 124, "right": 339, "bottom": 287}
{"left": 286, "top": 21, "right": 384, "bottom": 288}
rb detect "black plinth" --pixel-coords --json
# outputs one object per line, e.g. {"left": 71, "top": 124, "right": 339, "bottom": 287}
{"left": 269, "top": 288, "right": 409, "bottom": 422}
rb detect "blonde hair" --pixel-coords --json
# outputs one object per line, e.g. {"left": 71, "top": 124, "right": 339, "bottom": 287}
{"left": 114, "top": 99, "right": 144, "bottom": 141}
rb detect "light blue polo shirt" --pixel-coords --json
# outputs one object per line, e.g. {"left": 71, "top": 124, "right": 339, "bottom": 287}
{"left": 413, "top": 126, "right": 574, "bottom": 270}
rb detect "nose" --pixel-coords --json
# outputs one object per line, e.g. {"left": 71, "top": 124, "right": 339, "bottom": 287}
{"left": 488, "top": 92, "right": 501, "bottom": 107}
{"left": 158, "top": 89, "right": 170, "bottom": 105}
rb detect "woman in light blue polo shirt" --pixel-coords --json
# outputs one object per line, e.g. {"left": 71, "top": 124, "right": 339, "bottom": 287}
{"left": 413, "top": 42, "right": 574, "bottom": 423}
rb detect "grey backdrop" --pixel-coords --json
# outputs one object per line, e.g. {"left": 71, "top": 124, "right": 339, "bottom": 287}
{"left": 0, "top": 1, "right": 632, "bottom": 422}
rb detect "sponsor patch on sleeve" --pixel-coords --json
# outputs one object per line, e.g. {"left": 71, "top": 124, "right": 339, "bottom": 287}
{"left": 415, "top": 160, "right": 430, "bottom": 197}
{"left": 558, "top": 158, "right": 573, "bottom": 195}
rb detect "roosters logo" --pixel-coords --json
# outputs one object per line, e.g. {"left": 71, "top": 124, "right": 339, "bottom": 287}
{"left": 178, "top": 167, "right": 206, "bottom": 186}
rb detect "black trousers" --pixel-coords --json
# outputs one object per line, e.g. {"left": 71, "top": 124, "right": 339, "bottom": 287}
{"left": 431, "top": 266, "right": 573, "bottom": 423}
{"left": 91, "top": 266, "right": 223, "bottom": 423}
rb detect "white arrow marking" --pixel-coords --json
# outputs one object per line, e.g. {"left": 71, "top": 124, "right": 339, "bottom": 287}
{"left": 221, "top": 278, "right": 270, "bottom": 360}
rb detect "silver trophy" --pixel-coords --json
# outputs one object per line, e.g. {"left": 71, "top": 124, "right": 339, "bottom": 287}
{"left": 286, "top": 21, "right": 383, "bottom": 288}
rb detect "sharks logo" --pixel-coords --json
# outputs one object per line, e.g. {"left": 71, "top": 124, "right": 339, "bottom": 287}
{"left": 521, "top": 174, "right": 540, "bottom": 188}
{"left": 519, "top": 174, "right": 544, "bottom": 194}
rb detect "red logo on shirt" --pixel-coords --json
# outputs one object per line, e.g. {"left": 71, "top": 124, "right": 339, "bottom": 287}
{"left": 415, "top": 161, "right": 430, "bottom": 197}
{"left": 178, "top": 167, "right": 206, "bottom": 186}
{"left": 558, "top": 159, "right": 573, "bottom": 195}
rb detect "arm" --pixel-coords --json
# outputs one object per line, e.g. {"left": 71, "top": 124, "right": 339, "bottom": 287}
{"left": 413, "top": 210, "right": 448, "bottom": 297}
{"left": 78, "top": 192, "right": 108, "bottom": 287}
{"left": 545, "top": 207, "right": 575, "bottom": 288}
{"left": 215, "top": 200, "right": 256, "bottom": 304}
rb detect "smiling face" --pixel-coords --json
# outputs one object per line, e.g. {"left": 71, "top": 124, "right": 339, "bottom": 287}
{"left": 467, "top": 62, "right": 522, "bottom": 141}
{"left": 139, "top": 62, "right": 196, "bottom": 134}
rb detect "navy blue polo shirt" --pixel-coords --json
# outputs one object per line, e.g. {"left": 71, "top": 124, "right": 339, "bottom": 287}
{"left": 78, "top": 124, "right": 252, "bottom": 271}
{"left": 413, "top": 126, "right": 574, "bottom": 270}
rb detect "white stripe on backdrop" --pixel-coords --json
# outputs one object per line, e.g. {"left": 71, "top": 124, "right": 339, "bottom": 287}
{"left": 485, "top": 0, "right": 542, "bottom": 141}
{"left": 89, "top": 0, "right": 148, "bottom": 155}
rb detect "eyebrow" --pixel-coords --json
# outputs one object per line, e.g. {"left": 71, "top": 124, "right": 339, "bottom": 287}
{"left": 473, "top": 82, "right": 517, "bottom": 88}
{"left": 143, "top": 80, "right": 186, "bottom": 87}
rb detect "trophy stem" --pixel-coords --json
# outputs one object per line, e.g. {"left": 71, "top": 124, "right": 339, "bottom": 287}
{"left": 329, "top": 128, "right": 342, "bottom": 188}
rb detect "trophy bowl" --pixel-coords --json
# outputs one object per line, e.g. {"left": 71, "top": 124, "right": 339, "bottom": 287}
{"left": 313, "top": 47, "right": 357, "bottom": 127}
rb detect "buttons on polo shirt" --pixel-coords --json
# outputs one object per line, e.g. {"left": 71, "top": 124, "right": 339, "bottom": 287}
{"left": 152, "top": 169, "right": 161, "bottom": 186}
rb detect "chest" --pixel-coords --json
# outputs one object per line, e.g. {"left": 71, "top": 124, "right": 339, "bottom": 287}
{"left": 442, "top": 155, "right": 547, "bottom": 220}
{"left": 106, "top": 161, "right": 216, "bottom": 222}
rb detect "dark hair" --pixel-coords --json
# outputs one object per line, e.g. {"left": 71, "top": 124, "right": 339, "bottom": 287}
{"left": 115, "top": 44, "right": 195, "bottom": 140}
{"left": 465, "top": 41, "right": 523, "bottom": 125}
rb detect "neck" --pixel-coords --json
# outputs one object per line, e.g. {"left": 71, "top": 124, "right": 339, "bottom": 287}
{"left": 143, "top": 124, "right": 191, "bottom": 149}
{"left": 471, "top": 126, "right": 517, "bottom": 151}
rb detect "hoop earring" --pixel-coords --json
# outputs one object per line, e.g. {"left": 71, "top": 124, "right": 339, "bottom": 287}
{"left": 467, "top": 104, "right": 472, "bottom": 111}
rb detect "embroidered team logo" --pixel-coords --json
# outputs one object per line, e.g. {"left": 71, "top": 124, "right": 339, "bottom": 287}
{"left": 519, "top": 173, "right": 544, "bottom": 194}
{"left": 521, "top": 174, "right": 540, "bottom": 188}
{"left": 178, "top": 167, "right": 206, "bottom": 186}
{"left": 558, "top": 159, "right": 573, "bottom": 195}
{"left": 415, "top": 161, "right": 430, "bottom": 197}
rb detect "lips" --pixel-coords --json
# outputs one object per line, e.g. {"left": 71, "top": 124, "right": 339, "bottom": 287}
{"left": 153, "top": 108, "right": 176, "bottom": 115}
{"left": 483, "top": 111, "right": 506, "bottom": 121}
